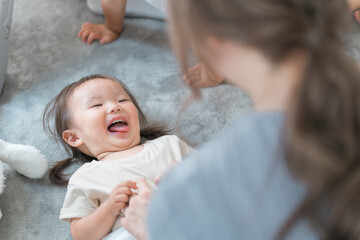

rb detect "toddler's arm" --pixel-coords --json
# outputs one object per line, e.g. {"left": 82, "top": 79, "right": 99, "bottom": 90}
{"left": 70, "top": 180, "right": 136, "bottom": 240}
{"left": 79, "top": 0, "right": 127, "bottom": 44}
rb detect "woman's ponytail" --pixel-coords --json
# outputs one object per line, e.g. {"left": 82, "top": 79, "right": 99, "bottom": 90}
{"left": 279, "top": 22, "right": 360, "bottom": 239}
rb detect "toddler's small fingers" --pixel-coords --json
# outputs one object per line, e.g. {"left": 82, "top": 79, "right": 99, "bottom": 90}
{"left": 188, "top": 71, "right": 200, "bottom": 79}
{"left": 115, "top": 202, "right": 127, "bottom": 211}
{"left": 182, "top": 75, "right": 190, "bottom": 85}
{"left": 116, "top": 180, "right": 137, "bottom": 189}
{"left": 81, "top": 30, "right": 91, "bottom": 42}
{"left": 190, "top": 63, "right": 201, "bottom": 71}
{"left": 184, "top": 72, "right": 199, "bottom": 83}
{"left": 81, "top": 22, "right": 91, "bottom": 28}
{"left": 87, "top": 32, "right": 96, "bottom": 44}
{"left": 115, "top": 194, "right": 130, "bottom": 203}
{"left": 117, "top": 187, "right": 133, "bottom": 196}
{"left": 188, "top": 75, "right": 203, "bottom": 87}
{"left": 78, "top": 28, "right": 86, "bottom": 38}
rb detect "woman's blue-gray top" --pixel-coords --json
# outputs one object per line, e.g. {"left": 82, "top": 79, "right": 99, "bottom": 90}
{"left": 148, "top": 111, "right": 317, "bottom": 240}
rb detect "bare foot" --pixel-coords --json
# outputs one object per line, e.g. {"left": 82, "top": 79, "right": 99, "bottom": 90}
{"left": 183, "top": 63, "right": 224, "bottom": 88}
{"left": 78, "top": 22, "right": 121, "bottom": 45}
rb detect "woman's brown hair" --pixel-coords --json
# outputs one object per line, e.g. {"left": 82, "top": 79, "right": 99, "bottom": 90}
{"left": 168, "top": 0, "right": 360, "bottom": 239}
{"left": 43, "top": 74, "right": 168, "bottom": 185}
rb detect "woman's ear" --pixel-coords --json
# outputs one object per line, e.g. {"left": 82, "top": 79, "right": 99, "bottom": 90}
{"left": 62, "top": 130, "right": 83, "bottom": 147}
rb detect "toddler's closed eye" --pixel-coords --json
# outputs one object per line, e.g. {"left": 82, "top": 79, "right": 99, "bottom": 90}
{"left": 91, "top": 103, "right": 102, "bottom": 108}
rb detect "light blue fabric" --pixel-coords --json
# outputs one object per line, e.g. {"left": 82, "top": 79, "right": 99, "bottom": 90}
{"left": 148, "top": 111, "right": 317, "bottom": 240}
{"left": 103, "top": 227, "right": 136, "bottom": 240}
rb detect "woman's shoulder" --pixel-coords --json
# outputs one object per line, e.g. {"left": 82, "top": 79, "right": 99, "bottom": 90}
{"left": 204, "top": 111, "right": 284, "bottom": 154}
{"left": 175, "top": 111, "right": 287, "bottom": 190}
{"left": 227, "top": 111, "right": 284, "bottom": 136}
{"left": 159, "top": 111, "right": 286, "bottom": 184}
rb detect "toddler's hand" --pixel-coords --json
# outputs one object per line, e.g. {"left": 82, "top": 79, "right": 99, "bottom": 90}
{"left": 106, "top": 180, "right": 136, "bottom": 216}
{"left": 121, "top": 178, "right": 151, "bottom": 240}
{"left": 182, "top": 63, "right": 224, "bottom": 88}
{"left": 78, "top": 23, "right": 121, "bottom": 45}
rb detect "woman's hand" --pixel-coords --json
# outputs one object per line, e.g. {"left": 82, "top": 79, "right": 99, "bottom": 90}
{"left": 121, "top": 178, "right": 152, "bottom": 240}
{"left": 106, "top": 180, "right": 136, "bottom": 216}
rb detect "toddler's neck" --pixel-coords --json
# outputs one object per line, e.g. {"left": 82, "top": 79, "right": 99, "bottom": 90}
{"left": 98, "top": 144, "right": 144, "bottom": 161}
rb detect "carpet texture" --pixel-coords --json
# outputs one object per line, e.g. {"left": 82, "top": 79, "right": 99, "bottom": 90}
{"left": 0, "top": 0, "right": 359, "bottom": 239}
{"left": 0, "top": 0, "right": 251, "bottom": 239}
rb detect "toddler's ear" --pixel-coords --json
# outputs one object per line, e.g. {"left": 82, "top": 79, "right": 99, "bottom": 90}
{"left": 62, "top": 130, "right": 83, "bottom": 147}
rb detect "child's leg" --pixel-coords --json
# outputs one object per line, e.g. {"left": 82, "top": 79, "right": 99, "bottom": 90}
{"left": 79, "top": 0, "right": 126, "bottom": 44}
{"left": 102, "top": 0, "right": 126, "bottom": 34}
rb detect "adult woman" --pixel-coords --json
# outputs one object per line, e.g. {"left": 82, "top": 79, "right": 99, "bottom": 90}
{"left": 121, "top": 0, "right": 360, "bottom": 239}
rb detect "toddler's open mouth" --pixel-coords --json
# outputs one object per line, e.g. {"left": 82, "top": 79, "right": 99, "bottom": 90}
{"left": 108, "top": 119, "right": 129, "bottom": 133}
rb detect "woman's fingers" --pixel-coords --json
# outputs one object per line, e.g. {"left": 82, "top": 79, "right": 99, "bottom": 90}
{"left": 120, "top": 180, "right": 151, "bottom": 240}
{"left": 135, "top": 178, "right": 152, "bottom": 198}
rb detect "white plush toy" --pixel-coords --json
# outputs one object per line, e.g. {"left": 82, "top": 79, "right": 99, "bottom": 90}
{"left": 0, "top": 139, "right": 48, "bottom": 218}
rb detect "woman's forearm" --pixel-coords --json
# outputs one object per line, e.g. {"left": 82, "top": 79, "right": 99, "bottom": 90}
{"left": 70, "top": 200, "right": 118, "bottom": 240}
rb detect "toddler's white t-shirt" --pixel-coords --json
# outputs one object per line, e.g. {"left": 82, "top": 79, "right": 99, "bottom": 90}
{"left": 60, "top": 135, "right": 193, "bottom": 231}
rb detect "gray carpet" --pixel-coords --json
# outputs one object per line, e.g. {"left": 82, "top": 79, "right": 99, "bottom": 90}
{"left": 0, "top": 0, "right": 359, "bottom": 239}
{"left": 0, "top": 0, "right": 251, "bottom": 239}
